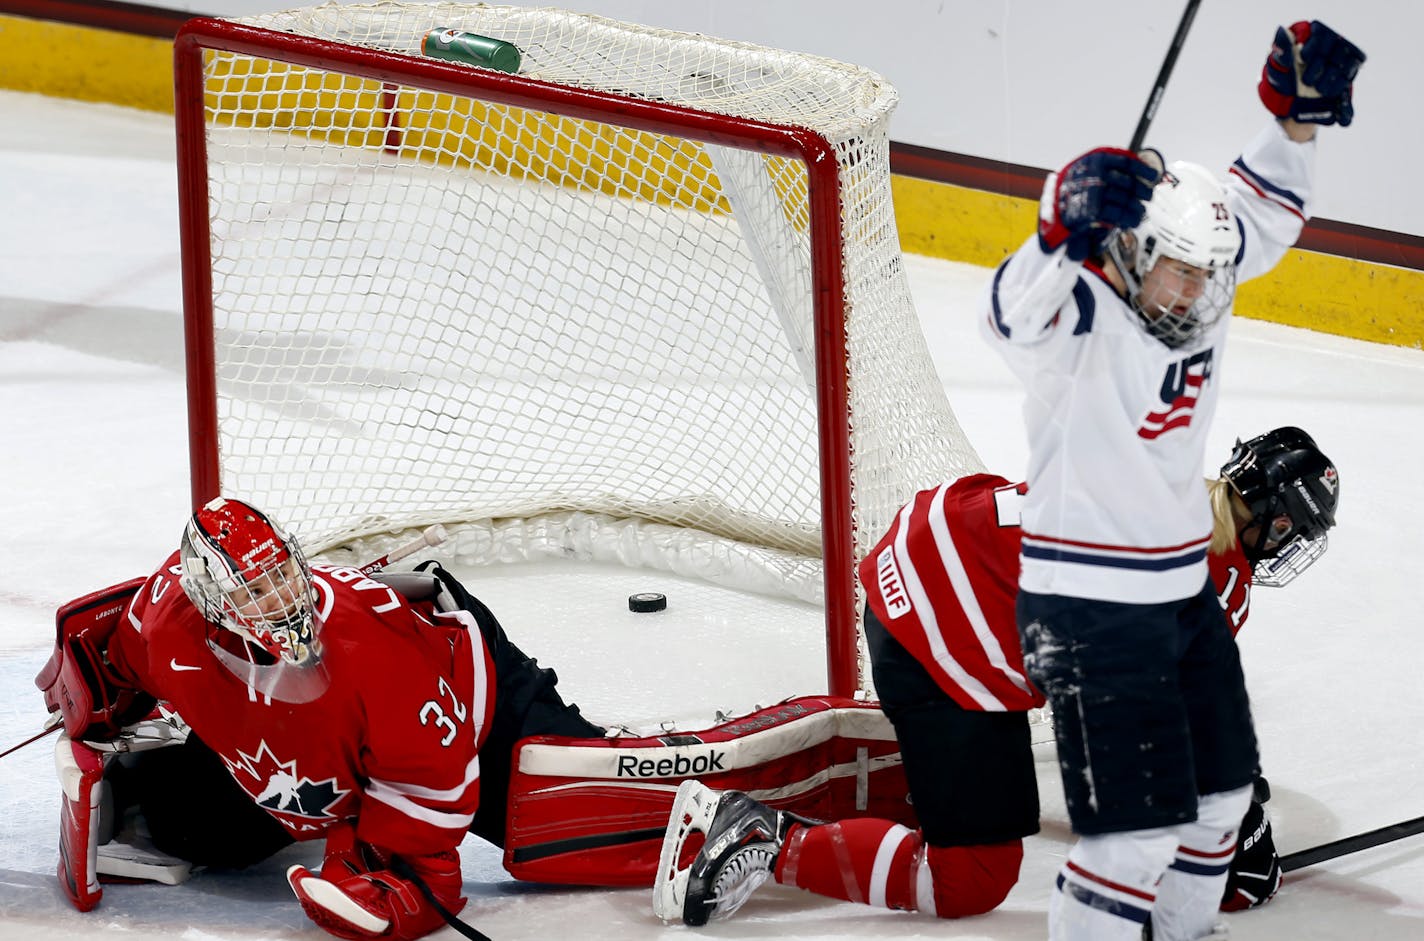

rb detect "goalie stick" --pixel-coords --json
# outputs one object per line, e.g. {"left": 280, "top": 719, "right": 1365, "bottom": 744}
{"left": 391, "top": 856, "right": 494, "bottom": 941}
{"left": 358, "top": 524, "right": 449, "bottom": 574}
{"left": 1129, "top": 0, "right": 1203, "bottom": 152}
{"left": 0, "top": 715, "right": 61, "bottom": 760}
{"left": 1280, "top": 813, "right": 1424, "bottom": 873}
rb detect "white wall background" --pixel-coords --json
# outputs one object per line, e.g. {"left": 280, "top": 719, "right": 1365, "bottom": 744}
{"left": 142, "top": 1, "right": 1418, "bottom": 234}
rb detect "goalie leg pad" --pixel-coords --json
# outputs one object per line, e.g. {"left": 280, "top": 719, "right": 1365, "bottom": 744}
{"left": 55, "top": 722, "right": 198, "bottom": 909}
{"left": 504, "top": 696, "right": 912, "bottom": 886}
{"left": 55, "top": 734, "right": 105, "bottom": 912}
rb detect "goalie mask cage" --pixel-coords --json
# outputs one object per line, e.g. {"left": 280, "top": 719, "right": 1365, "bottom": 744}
{"left": 173, "top": 1, "right": 983, "bottom": 697}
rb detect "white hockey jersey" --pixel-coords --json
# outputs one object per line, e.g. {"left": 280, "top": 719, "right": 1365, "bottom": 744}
{"left": 981, "top": 122, "right": 1314, "bottom": 604}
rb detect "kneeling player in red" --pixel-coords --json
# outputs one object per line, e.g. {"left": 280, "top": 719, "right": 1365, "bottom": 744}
{"left": 654, "top": 426, "right": 1339, "bottom": 926}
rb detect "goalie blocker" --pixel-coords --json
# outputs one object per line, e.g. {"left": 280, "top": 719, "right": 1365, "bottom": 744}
{"left": 504, "top": 696, "right": 914, "bottom": 885}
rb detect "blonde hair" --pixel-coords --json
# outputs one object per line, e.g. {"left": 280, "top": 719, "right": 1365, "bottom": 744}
{"left": 1207, "top": 477, "right": 1249, "bottom": 555}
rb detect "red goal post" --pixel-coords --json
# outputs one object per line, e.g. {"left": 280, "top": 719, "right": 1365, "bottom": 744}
{"left": 172, "top": 3, "right": 982, "bottom": 697}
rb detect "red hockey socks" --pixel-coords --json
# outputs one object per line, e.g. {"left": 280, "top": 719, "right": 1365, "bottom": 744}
{"left": 774, "top": 818, "right": 1022, "bottom": 918}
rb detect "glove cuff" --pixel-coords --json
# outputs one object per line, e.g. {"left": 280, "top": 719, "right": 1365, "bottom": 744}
{"left": 1257, "top": 67, "right": 1294, "bottom": 118}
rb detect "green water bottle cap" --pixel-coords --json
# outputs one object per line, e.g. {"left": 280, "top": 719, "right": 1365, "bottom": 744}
{"left": 421, "top": 28, "right": 522, "bottom": 74}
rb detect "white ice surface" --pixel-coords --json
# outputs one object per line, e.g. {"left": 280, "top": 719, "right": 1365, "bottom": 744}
{"left": 2, "top": 90, "right": 1422, "bottom": 940}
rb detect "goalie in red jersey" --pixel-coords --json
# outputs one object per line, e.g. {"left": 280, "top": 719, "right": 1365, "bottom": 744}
{"left": 654, "top": 426, "right": 1339, "bottom": 927}
{"left": 38, "top": 496, "right": 611, "bottom": 941}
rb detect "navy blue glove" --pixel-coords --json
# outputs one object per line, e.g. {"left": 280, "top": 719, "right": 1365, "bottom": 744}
{"left": 1259, "top": 20, "right": 1366, "bottom": 127}
{"left": 1221, "top": 794, "right": 1283, "bottom": 911}
{"left": 1038, "top": 147, "right": 1161, "bottom": 262}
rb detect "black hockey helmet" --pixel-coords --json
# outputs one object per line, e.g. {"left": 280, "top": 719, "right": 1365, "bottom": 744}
{"left": 1220, "top": 426, "right": 1339, "bottom": 586}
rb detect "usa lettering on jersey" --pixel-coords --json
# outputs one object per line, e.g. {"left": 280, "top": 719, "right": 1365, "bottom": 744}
{"left": 1140, "top": 349, "right": 1214, "bottom": 439}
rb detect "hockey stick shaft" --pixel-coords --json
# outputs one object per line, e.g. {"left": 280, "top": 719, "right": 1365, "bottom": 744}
{"left": 1129, "top": 0, "right": 1203, "bottom": 151}
{"left": 358, "top": 523, "right": 449, "bottom": 574}
{"left": 1280, "top": 814, "right": 1424, "bottom": 872}
{"left": 0, "top": 720, "right": 62, "bottom": 760}
{"left": 391, "top": 856, "right": 494, "bottom": 941}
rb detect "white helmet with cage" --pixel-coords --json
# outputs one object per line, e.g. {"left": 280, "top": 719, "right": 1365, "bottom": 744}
{"left": 1108, "top": 159, "right": 1243, "bottom": 348}
{"left": 179, "top": 497, "right": 328, "bottom": 702}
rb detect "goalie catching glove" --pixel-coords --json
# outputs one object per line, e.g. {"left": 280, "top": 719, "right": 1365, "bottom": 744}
{"left": 287, "top": 825, "right": 465, "bottom": 941}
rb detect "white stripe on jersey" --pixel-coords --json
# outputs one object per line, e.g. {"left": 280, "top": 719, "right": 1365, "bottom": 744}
{"left": 922, "top": 486, "right": 1036, "bottom": 697}
{"left": 432, "top": 607, "right": 491, "bottom": 744}
{"left": 366, "top": 752, "right": 480, "bottom": 829}
{"left": 891, "top": 498, "right": 1004, "bottom": 710}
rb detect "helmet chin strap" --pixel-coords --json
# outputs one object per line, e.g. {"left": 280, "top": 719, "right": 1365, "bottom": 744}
{"left": 1240, "top": 518, "right": 1277, "bottom": 564}
{"left": 1239, "top": 496, "right": 1290, "bottom": 565}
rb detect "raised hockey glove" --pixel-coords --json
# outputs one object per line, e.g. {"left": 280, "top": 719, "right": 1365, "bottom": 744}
{"left": 288, "top": 832, "right": 465, "bottom": 941}
{"left": 1038, "top": 147, "right": 1160, "bottom": 262}
{"left": 1221, "top": 796, "right": 1283, "bottom": 911}
{"left": 1259, "top": 21, "right": 1366, "bottom": 127}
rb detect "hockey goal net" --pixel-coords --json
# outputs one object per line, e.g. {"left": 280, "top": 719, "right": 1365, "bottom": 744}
{"left": 174, "top": 1, "right": 982, "bottom": 695}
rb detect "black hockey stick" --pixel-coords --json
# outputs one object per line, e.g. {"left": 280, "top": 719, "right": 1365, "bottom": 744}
{"left": 1129, "top": 0, "right": 1203, "bottom": 151}
{"left": 1280, "top": 814, "right": 1424, "bottom": 873}
{"left": 391, "top": 855, "right": 494, "bottom": 941}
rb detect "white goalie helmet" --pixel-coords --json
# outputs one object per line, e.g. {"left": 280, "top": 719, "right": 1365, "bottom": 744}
{"left": 179, "top": 497, "right": 328, "bottom": 702}
{"left": 1108, "top": 159, "right": 1243, "bottom": 349}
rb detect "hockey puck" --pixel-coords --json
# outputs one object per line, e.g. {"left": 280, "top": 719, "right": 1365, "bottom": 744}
{"left": 628, "top": 592, "right": 667, "bottom": 613}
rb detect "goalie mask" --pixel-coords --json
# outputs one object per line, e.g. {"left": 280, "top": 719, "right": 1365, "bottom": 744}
{"left": 1107, "top": 160, "right": 1242, "bottom": 349}
{"left": 1221, "top": 427, "right": 1339, "bottom": 587}
{"left": 180, "top": 498, "right": 327, "bottom": 701}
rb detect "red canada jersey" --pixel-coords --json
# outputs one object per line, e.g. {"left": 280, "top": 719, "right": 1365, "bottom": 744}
{"left": 860, "top": 475, "right": 1260, "bottom": 712}
{"left": 106, "top": 554, "right": 496, "bottom": 859}
{"left": 860, "top": 474, "right": 1044, "bottom": 712}
{"left": 1208, "top": 540, "right": 1254, "bottom": 636}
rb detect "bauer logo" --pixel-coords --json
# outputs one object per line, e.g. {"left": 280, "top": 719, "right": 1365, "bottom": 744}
{"left": 615, "top": 749, "right": 727, "bottom": 778}
{"left": 876, "top": 545, "right": 912, "bottom": 618}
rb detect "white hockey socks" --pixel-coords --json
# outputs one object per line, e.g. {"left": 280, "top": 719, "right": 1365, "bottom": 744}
{"left": 1050, "top": 827, "right": 1180, "bottom": 941}
{"left": 1151, "top": 785, "right": 1252, "bottom": 941}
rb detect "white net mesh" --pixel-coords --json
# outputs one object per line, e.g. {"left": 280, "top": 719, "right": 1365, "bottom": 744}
{"left": 182, "top": 2, "right": 983, "bottom": 681}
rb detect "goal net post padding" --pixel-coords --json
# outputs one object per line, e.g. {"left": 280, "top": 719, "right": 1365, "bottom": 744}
{"left": 173, "top": 2, "right": 983, "bottom": 696}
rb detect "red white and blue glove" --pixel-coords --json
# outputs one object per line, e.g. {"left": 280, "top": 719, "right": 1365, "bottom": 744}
{"left": 1038, "top": 147, "right": 1161, "bottom": 261}
{"left": 1259, "top": 20, "right": 1366, "bottom": 127}
{"left": 287, "top": 826, "right": 465, "bottom": 940}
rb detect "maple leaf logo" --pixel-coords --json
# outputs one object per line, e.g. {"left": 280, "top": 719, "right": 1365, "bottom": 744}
{"left": 221, "top": 740, "right": 349, "bottom": 822}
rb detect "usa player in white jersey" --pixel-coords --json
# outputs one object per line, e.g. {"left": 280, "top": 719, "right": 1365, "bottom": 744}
{"left": 650, "top": 427, "right": 1338, "bottom": 928}
{"left": 982, "top": 19, "right": 1363, "bottom": 941}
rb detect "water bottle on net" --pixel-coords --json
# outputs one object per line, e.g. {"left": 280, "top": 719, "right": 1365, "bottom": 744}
{"left": 421, "top": 27, "right": 522, "bottom": 74}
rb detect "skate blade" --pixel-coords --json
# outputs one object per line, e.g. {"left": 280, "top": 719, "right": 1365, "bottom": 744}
{"left": 652, "top": 779, "right": 719, "bottom": 922}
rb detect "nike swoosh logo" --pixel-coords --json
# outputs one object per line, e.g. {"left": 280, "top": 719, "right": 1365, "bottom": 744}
{"left": 169, "top": 659, "right": 202, "bottom": 673}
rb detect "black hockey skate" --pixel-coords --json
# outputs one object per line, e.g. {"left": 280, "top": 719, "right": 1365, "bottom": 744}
{"left": 652, "top": 780, "right": 813, "bottom": 926}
